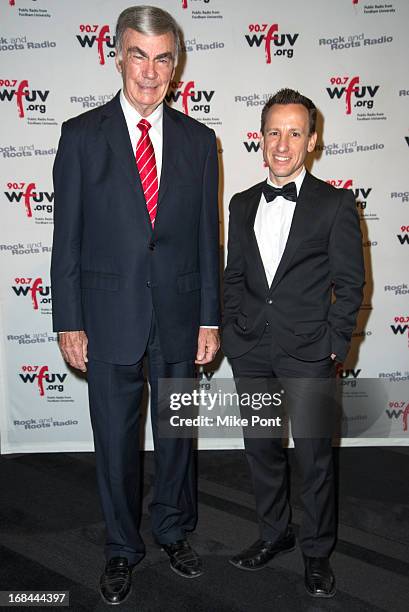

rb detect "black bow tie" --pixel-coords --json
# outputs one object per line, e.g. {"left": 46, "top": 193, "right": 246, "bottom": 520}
{"left": 262, "top": 181, "right": 297, "bottom": 203}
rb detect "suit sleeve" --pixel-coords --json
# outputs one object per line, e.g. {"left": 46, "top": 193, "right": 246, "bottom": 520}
{"left": 223, "top": 195, "right": 245, "bottom": 326}
{"left": 50, "top": 120, "right": 84, "bottom": 332}
{"left": 328, "top": 189, "right": 365, "bottom": 361}
{"left": 199, "top": 130, "right": 221, "bottom": 326}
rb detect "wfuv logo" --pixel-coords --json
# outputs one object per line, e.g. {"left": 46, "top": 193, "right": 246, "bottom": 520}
{"left": 243, "top": 131, "right": 261, "bottom": 153}
{"left": 386, "top": 401, "right": 409, "bottom": 432}
{"left": 4, "top": 182, "right": 54, "bottom": 219}
{"left": 326, "top": 179, "right": 372, "bottom": 211}
{"left": 12, "top": 277, "right": 52, "bottom": 310}
{"left": 326, "top": 76, "right": 379, "bottom": 114}
{"left": 0, "top": 79, "right": 49, "bottom": 117}
{"left": 390, "top": 316, "right": 409, "bottom": 347}
{"left": 165, "top": 80, "right": 215, "bottom": 115}
{"left": 245, "top": 23, "right": 299, "bottom": 63}
{"left": 397, "top": 225, "right": 409, "bottom": 245}
{"left": 19, "top": 365, "right": 67, "bottom": 396}
{"left": 76, "top": 24, "right": 116, "bottom": 66}
{"left": 338, "top": 368, "right": 361, "bottom": 379}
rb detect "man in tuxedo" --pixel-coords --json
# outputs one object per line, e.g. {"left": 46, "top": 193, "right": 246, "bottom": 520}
{"left": 51, "top": 6, "right": 220, "bottom": 605}
{"left": 222, "top": 88, "right": 364, "bottom": 598}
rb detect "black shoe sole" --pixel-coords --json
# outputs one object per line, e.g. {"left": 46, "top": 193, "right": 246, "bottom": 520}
{"left": 229, "top": 544, "right": 296, "bottom": 571}
{"left": 169, "top": 563, "right": 204, "bottom": 578}
{"left": 305, "top": 584, "right": 336, "bottom": 599}
{"left": 100, "top": 585, "right": 132, "bottom": 606}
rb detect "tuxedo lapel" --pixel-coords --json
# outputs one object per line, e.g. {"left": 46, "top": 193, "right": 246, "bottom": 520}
{"left": 269, "top": 171, "right": 319, "bottom": 292}
{"left": 100, "top": 92, "right": 151, "bottom": 231}
{"left": 245, "top": 183, "right": 270, "bottom": 292}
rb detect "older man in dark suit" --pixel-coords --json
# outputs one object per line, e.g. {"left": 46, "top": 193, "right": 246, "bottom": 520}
{"left": 222, "top": 88, "right": 364, "bottom": 598}
{"left": 51, "top": 5, "right": 220, "bottom": 605}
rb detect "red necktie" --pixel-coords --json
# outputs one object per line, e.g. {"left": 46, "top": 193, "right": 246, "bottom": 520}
{"left": 136, "top": 119, "right": 158, "bottom": 227}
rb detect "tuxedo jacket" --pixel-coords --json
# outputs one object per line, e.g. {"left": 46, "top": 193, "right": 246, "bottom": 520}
{"left": 51, "top": 92, "right": 220, "bottom": 364}
{"left": 222, "top": 171, "right": 365, "bottom": 362}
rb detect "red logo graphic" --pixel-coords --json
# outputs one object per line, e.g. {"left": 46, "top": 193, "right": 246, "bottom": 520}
{"left": 326, "top": 76, "right": 379, "bottom": 114}
{"left": 0, "top": 79, "right": 50, "bottom": 117}
{"left": 245, "top": 23, "right": 299, "bottom": 63}
{"left": 182, "top": 0, "right": 188, "bottom": 8}
{"left": 76, "top": 25, "right": 116, "bottom": 65}
{"left": 9, "top": 0, "right": 15, "bottom": 6}
{"left": 4, "top": 182, "right": 54, "bottom": 217}
{"left": 19, "top": 365, "right": 67, "bottom": 396}
{"left": 12, "top": 277, "right": 52, "bottom": 310}
{"left": 166, "top": 80, "right": 214, "bottom": 116}
{"left": 326, "top": 179, "right": 353, "bottom": 190}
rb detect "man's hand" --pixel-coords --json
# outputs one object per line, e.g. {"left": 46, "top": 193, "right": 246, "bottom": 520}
{"left": 195, "top": 328, "right": 220, "bottom": 365}
{"left": 59, "top": 330, "right": 88, "bottom": 372}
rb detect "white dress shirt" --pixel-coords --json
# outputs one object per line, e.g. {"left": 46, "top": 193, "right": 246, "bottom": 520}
{"left": 120, "top": 90, "right": 163, "bottom": 184}
{"left": 254, "top": 168, "right": 306, "bottom": 287}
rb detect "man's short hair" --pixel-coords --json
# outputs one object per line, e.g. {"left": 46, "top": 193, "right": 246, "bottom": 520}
{"left": 115, "top": 5, "right": 181, "bottom": 65}
{"left": 261, "top": 88, "right": 317, "bottom": 135}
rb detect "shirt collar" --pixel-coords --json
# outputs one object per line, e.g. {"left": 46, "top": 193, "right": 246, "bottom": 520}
{"left": 267, "top": 166, "right": 306, "bottom": 197}
{"left": 119, "top": 90, "right": 163, "bottom": 132}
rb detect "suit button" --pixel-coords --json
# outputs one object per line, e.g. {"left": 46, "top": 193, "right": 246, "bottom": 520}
{"left": 148, "top": 242, "right": 155, "bottom": 251}
{"left": 146, "top": 281, "right": 151, "bottom": 288}
{"left": 266, "top": 298, "right": 273, "bottom": 304}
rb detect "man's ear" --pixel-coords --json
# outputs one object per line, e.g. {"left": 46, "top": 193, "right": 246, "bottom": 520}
{"left": 115, "top": 52, "right": 122, "bottom": 74}
{"left": 307, "top": 131, "right": 317, "bottom": 153}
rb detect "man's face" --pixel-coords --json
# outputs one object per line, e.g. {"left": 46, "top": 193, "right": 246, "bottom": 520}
{"left": 261, "top": 103, "right": 317, "bottom": 185}
{"left": 115, "top": 28, "right": 176, "bottom": 117}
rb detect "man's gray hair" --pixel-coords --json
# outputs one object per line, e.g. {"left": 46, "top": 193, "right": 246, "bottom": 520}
{"left": 115, "top": 5, "right": 181, "bottom": 64}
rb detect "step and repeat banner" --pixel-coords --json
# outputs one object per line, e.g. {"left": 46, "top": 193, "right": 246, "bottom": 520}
{"left": 1, "top": 0, "right": 408, "bottom": 453}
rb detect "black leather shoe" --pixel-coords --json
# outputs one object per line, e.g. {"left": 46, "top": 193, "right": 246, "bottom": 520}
{"left": 100, "top": 557, "right": 134, "bottom": 605}
{"left": 304, "top": 556, "right": 336, "bottom": 598}
{"left": 162, "top": 539, "right": 203, "bottom": 578}
{"left": 229, "top": 530, "right": 296, "bottom": 571}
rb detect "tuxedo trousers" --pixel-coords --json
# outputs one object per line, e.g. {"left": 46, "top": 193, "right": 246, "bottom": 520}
{"left": 87, "top": 315, "right": 196, "bottom": 565}
{"left": 230, "top": 324, "right": 336, "bottom": 557}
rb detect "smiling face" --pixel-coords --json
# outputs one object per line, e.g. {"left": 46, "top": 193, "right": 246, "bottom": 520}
{"left": 115, "top": 28, "right": 176, "bottom": 117}
{"left": 261, "top": 103, "right": 317, "bottom": 186}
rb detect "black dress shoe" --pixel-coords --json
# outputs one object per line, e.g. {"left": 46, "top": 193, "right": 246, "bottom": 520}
{"left": 100, "top": 557, "right": 134, "bottom": 605}
{"left": 304, "top": 555, "right": 336, "bottom": 598}
{"left": 162, "top": 539, "right": 203, "bottom": 578}
{"left": 229, "top": 530, "right": 296, "bottom": 571}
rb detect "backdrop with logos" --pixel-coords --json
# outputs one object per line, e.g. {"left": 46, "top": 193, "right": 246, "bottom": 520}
{"left": 1, "top": 0, "right": 408, "bottom": 453}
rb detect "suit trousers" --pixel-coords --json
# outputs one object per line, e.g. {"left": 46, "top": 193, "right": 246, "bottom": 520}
{"left": 230, "top": 324, "right": 336, "bottom": 557}
{"left": 87, "top": 315, "right": 196, "bottom": 565}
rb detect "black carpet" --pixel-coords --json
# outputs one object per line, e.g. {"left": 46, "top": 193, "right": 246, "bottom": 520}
{"left": 1, "top": 447, "right": 408, "bottom": 611}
